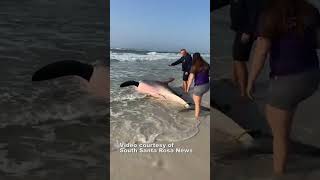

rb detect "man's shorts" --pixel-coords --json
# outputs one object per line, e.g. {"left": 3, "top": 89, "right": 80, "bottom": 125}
{"left": 183, "top": 71, "right": 189, "bottom": 81}
{"left": 232, "top": 32, "right": 254, "bottom": 62}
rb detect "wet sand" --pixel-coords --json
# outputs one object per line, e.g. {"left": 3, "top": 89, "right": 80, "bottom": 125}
{"left": 110, "top": 91, "right": 210, "bottom": 180}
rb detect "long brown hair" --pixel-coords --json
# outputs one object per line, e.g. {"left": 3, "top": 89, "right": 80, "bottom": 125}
{"left": 191, "top": 53, "right": 209, "bottom": 74}
{"left": 260, "top": 0, "right": 314, "bottom": 39}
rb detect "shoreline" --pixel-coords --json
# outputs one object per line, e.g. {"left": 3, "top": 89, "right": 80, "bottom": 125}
{"left": 110, "top": 92, "right": 210, "bottom": 180}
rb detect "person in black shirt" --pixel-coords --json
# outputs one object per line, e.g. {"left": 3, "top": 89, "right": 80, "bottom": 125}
{"left": 169, "top": 49, "right": 193, "bottom": 92}
{"left": 230, "top": 0, "right": 266, "bottom": 97}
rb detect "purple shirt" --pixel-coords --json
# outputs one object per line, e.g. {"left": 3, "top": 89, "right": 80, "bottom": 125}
{"left": 258, "top": 7, "right": 320, "bottom": 77}
{"left": 194, "top": 68, "right": 209, "bottom": 86}
{"left": 269, "top": 32, "right": 319, "bottom": 77}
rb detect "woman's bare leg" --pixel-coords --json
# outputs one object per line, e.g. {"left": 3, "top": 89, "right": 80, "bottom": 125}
{"left": 265, "top": 104, "right": 294, "bottom": 175}
{"left": 193, "top": 95, "right": 202, "bottom": 120}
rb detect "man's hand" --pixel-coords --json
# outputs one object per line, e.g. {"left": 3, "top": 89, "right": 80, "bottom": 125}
{"left": 241, "top": 33, "right": 251, "bottom": 43}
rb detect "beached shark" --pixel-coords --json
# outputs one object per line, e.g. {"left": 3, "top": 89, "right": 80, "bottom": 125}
{"left": 120, "top": 78, "right": 190, "bottom": 108}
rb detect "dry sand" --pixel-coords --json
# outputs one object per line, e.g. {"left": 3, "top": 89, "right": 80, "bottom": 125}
{"left": 110, "top": 92, "right": 210, "bottom": 180}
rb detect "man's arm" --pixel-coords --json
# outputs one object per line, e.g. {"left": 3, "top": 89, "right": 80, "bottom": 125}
{"left": 230, "top": 0, "right": 247, "bottom": 32}
{"left": 170, "top": 57, "right": 183, "bottom": 66}
{"left": 316, "top": 9, "right": 320, "bottom": 49}
{"left": 241, "top": 0, "right": 259, "bottom": 34}
{"left": 186, "top": 73, "right": 195, "bottom": 93}
{"left": 211, "top": 0, "right": 230, "bottom": 11}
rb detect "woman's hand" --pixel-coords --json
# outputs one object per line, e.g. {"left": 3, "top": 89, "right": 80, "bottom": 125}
{"left": 241, "top": 33, "right": 251, "bottom": 43}
{"left": 247, "top": 36, "right": 271, "bottom": 100}
{"left": 187, "top": 73, "right": 194, "bottom": 93}
{"left": 246, "top": 81, "right": 255, "bottom": 100}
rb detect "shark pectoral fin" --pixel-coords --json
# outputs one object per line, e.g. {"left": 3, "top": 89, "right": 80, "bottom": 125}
{"left": 148, "top": 92, "right": 165, "bottom": 99}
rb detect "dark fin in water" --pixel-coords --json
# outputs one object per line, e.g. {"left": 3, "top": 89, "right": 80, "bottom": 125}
{"left": 120, "top": 81, "right": 139, "bottom": 87}
{"left": 32, "top": 60, "right": 94, "bottom": 81}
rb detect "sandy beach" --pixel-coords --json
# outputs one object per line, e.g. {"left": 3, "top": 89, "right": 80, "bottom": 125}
{"left": 110, "top": 91, "right": 210, "bottom": 180}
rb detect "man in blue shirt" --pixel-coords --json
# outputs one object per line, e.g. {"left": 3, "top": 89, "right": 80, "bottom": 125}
{"left": 169, "top": 49, "right": 193, "bottom": 92}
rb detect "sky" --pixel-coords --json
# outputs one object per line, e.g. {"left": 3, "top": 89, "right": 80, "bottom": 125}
{"left": 111, "top": 0, "right": 210, "bottom": 53}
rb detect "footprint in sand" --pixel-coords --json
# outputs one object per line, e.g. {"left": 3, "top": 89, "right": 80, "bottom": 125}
{"left": 151, "top": 159, "right": 166, "bottom": 169}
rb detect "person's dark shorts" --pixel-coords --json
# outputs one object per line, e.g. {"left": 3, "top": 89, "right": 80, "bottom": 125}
{"left": 183, "top": 71, "right": 189, "bottom": 81}
{"left": 232, "top": 32, "right": 254, "bottom": 61}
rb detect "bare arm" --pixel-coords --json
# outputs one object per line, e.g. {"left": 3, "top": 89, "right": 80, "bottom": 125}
{"left": 186, "top": 73, "right": 195, "bottom": 93}
{"left": 247, "top": 37, "right": 270, "bottom": 99}
{"left": 249, "top": 37, "right": 271, "bottom": 83}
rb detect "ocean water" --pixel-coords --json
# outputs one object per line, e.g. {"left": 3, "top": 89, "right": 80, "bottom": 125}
{"left": 110, "top": 48, "right": 210, "bottom": 151}
{"left": 0, "top": 0, "right": 107, "bottom": 179}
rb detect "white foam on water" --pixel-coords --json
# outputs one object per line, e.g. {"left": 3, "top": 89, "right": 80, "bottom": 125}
{"left": 110, "top": 96, "right": 201, "bottom": 151}
{"left": 111, "top": 51, "right": 210, "bottom": 62}
{"left": 110, "top": 91, "right": 146, "bottom": 103}
{"left": 111, "top": 52, "right": 180, "bottom": 62}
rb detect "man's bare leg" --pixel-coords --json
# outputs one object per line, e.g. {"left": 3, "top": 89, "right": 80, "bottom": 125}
{"left": 183, "top": 81, "right": 187, "bottom": 92}
{"left": 234, "top": 61, "right": 248, "bottom": 97}
{"left": 232, "top": 62, "right": 238, "bottom": 86}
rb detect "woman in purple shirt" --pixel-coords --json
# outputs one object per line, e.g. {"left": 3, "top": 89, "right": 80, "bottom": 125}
{"left": 247, "top": 0, "right": 320, "bottom": 174}
{"left": 187, "top": 53, "right": 210, "bottom": 120}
